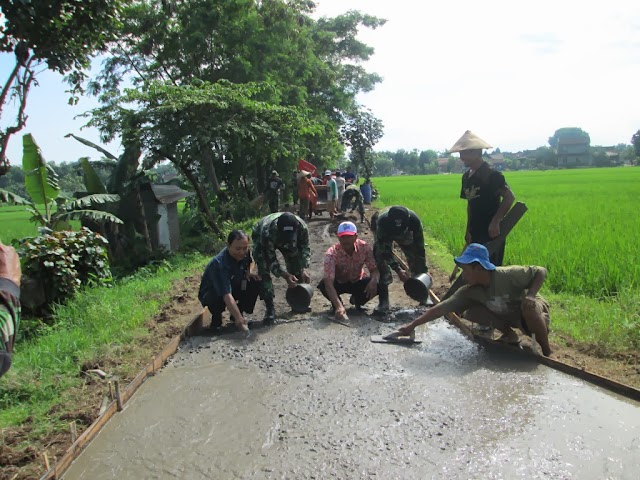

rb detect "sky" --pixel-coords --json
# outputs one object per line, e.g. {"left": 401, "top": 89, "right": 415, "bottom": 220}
{"left": 2, "top": 0, "right": 639, "bottom": 164}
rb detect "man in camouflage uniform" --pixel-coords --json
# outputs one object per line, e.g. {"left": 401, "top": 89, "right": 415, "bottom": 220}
{"left": 371, "top": 206, "right": 428, "bottom": 314}
{"left": 252, "top": 212, "right": 311, "bottom": 322}
{"left": 340, "top": 183, "right": 365, "bottom": 223}
{"left": 0, "top": 243, "right": 21, "bottom": 378}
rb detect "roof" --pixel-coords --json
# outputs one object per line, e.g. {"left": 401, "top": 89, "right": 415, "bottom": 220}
{"left": 148, "top": 184, "right": 194, "bottom": 204}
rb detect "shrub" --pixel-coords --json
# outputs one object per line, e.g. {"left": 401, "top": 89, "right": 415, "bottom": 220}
{"left": 16, "top": 227, "right": 112, "bottom": 312}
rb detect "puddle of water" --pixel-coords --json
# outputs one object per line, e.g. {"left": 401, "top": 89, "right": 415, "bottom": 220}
{"left": 63, "top": 319, "right": 640, "bottom": 480}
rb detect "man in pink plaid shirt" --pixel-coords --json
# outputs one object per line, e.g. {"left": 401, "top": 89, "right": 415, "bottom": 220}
{"left": 317, "top": 222, "right": 381, "bottom": 321}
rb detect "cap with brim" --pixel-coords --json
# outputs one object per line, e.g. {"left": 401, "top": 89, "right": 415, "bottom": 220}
{"left": 337, "top": 221, "right": 357, "bottom": 237}
{"left": 448, "top": 130, "right": 492, "bottom": 153}
{"left": 454, "top": 243, "right": 496, "bottom": 270}
{"left": 277, "top": 213, "right": 298, "bottom": 242}
{"left": 324, "top": 170, "right": 332, "bottom": 176}
{"left": 272, "top": 170, "right": 278, "bottom": 175}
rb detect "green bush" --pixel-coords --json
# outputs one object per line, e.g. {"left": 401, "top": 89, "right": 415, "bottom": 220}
{"left": 17, "top": 228, "right": 112, "bottom": 310}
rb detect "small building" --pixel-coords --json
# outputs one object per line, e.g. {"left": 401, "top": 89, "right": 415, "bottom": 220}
{"left": 556, "top": 136, "right": 591, "bottom": 166}
{"left": 486, "top": 153, "right": 505, "bottom": 170}
{"left": 140, "top": 184, "right": 193, "bottom": 252}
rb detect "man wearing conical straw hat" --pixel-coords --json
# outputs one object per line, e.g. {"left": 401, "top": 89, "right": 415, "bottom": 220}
{"left": 449, "top": 131, "right": 515, "bottom": 267}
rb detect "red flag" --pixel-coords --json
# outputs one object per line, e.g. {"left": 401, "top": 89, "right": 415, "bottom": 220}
{"left": 298, "top": 159, "right": 318, "bottom": 177}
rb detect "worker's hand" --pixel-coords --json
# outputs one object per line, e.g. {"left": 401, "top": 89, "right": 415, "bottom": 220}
{"left": 235, "top": 316, "right": 249, "bottom": 332}
{"left": 397, "top": 323, "right": 415, "bottom": 336}
{"left": 397, "top": 269, "right": 410, "bottom": 283}
{"left": 449, "top": 266, "right": 460, "bottom": 283}
{"left": 335, "top": 305, "right": 348, "bottom": 321}
{"left": 300, "top": 270, "right": 311, "bottom": 284}
{"left": 246, "top": 272, "right": 262, "bottom": 281}
{"left": 285, "top": 273, "right": 298, "bottom": 288}
{"left": 0, "top": 243, "right": 21, "bottom": 286}
{"left": 365, "top": 278, "right": 378, "bottom": 299}
{"left": 464, "top": 231, "right": 472, "bottom": 245}
{"left": 488, "top": 219, "right": 500, "bottom": 239}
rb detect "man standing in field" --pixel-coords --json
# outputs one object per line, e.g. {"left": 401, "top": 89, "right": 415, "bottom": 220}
{"left": 397, "top": 243, "right": 553, "bottom": 357}
{"left": 264, "top": 170, "right": 285, "bottom": 213}
{"left": 449, "top": 131, "right": 515, "bottom": 266}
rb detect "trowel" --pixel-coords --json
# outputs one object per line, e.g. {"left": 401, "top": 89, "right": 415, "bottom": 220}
{"left": 370, "top": 330, "right": 422, "bottom": 344}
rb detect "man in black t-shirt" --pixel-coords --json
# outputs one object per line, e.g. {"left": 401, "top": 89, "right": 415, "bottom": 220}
{"left": 449, "top": 131, "right": 515, "bottom": 266}
{"left": 265, "top": 170, "right": 285, "bottom": 213}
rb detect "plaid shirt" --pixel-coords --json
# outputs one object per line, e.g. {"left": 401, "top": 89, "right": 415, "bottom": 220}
{"left": 324, "top": 239, "right": 376, "bottom": 283}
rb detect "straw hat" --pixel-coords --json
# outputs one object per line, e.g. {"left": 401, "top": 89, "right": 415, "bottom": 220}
{"left": 297, "top": 169, "right": 310, "bottom": 179}
{"left": 448, "top": 130, "right": 492, "bottom": 153}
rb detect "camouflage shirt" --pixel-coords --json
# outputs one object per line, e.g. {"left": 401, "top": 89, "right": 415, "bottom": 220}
{"left": 252, "top": 213, "right": 311, "bottom": 277}
{"left": 374, "top": 206, "right": 425, "bottom": 271}
{"left": 0, "top": 278, "right": 20, "bottom": 359}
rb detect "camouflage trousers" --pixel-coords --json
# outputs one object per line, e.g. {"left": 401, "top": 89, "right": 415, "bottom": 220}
{"left": 254, "top": 250, "right": 306, "bottom": 301}
{"left": 374, "top": 243, "right": 428, "bottom": 286}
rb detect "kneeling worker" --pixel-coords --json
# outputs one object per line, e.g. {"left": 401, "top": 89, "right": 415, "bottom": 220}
{"left": 318, "top": 222, "right": 380, "bottom": 321}
{"left": 340, "top": 183, "right": 365, "bottom": 223}
{"left": 198, "top": 230, "right": 262, "bottom": 331}
{"left": 397, "top": 243, "right": 552, "bottom": 356}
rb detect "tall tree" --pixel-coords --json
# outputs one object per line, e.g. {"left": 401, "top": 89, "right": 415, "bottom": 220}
{"left": 340, "top": 105, "right": 384, "bottom": 180}
{"left": 548, "top": 127, "right": 590, "bottom": 149}
{"left": 0, "top": 0, "right": 124, "bottom": 175}
{"left": 631, "top": 130, "right": 640, "bottom": 162}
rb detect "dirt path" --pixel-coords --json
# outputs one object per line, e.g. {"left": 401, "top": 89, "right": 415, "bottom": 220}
{"left": 61, "top": 214, "right": 640, "bottom": 479}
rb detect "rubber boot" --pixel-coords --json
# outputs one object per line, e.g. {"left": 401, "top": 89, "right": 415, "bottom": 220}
{"left": 210, "top": 312, "right": 223, "bottom": 331}
{"left": 263, "top": 298, "right": 276, "bottom": 325}
{"left": 373, "top": 284, "right": 390, "bottom": 316}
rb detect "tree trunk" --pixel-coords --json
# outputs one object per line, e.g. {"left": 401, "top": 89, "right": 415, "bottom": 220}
{"left": 135, "top": 184, "right": 153, "bottom": 252}
{"left": 181, "top": 166, "right": 222, "bottom": 238}
{"left": 201, "top": 147, "right": 228, "bottom": 201}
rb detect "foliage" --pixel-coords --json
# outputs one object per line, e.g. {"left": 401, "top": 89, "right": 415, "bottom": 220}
{"left": 0, "top": 134, "right": 122, "bottom": 231}
{"left": 631, "top": 130, "right": 640, "bottom": 160}
{"left": 16, "top": 227, "right": 112, "bottom": 309}
{"left": 340, "top": 104, "right": 384, "bottom": 180}
{"left": 548, "top": 127, "right": 590, "bottom": 149}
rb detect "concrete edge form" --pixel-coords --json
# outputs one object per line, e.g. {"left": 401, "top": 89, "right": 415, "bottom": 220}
{"left": 39, "top": 309, "right": 206, "bottom": 480}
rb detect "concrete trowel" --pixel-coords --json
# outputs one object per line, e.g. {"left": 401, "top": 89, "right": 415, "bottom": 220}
{"left": 370, "top": 330, "right": 422, "bottom": 344}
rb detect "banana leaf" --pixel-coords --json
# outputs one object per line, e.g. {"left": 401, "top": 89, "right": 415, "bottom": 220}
{"left": 66, "top": 193, "right": 120, "bottom": 210}
{"left": 79, "top": 157, "right": 108, "bottom": 194}
{"left": 0, "top": 188, "right": 32, "bottom": 205}
{"left": 22, "top": 134, "right": 59, "bottom": 205}
{"left": 64, "top": 133, "right": 118, "bottom": 160}
{"left": 56, "top": 209, "right": 124, "bottom": 224}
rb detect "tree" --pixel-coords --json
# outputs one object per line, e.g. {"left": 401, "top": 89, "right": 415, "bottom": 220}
{"left": 340, "top": 105, "right": 384, "bottom": 181}
{"left": 0, "top": 0, "right": 124, "bottom": 175}
{"left": 631, "top": 130, "right": 640, "bottom": 163}
{"left": 548, "top": 127, "right": 590, "bottom": 149}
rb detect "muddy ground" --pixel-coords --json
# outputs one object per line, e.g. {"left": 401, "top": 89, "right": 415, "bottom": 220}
{"left": 2, "top": 211, "right": 639, "bottom": 479}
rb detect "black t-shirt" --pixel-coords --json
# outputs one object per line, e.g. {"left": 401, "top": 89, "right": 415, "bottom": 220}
{"left": 460, "top": 162, "right": 507, "bottom": 242}
{"left": 267, "top": 177, "right": 284, "bottom": 192}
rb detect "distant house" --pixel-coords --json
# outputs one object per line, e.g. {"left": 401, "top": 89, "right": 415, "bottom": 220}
{"left": 556, "top": 136, "right": 591, "bottom": 166}
{"left": 486, "top": 153, "right": 505, "bottom": 170}
{"left": 437, "top": 157, "right": 464, "bottom": 173}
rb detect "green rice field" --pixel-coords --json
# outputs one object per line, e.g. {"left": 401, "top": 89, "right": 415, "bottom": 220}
{"left": 375, "top": 167, "right": 639, "bottom": 297}
{"left": 0, "top": 205, "right": 40, "bottom": 243}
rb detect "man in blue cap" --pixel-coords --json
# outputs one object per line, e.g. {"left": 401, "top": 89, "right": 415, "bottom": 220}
{"left": 397, "top": 243, "right": 552, "bottom": 356}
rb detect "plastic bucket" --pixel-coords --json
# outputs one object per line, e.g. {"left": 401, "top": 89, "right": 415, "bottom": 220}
{"left": 285, "top": 283, "right": 314, "bottom": 312}
{"left": 360, "top": 183, "right": 372, "bottom": 204}
{"left": 403, "top": 273, "right": 433, "bottom": 302}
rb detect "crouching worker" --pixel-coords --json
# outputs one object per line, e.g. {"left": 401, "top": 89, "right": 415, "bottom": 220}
{"left": 397, "top": 243, "right": 552, "bottom": 356}
{"left": 1, "top": 242, "right": 21, "bottom": 378}
{"left": 371, "top": 206, "right": 428, "bottom": 314}
{"left": 198, "top": 230, "right": 262, "bottom": 331}
{"left": 252, "top": 212, "right": 311, "bottom": 323}
{"left": 318, "top": 222, "right": 380, "bottom": 322}
{"left": 340, "top": 184, "right": 365, "bottom": 223}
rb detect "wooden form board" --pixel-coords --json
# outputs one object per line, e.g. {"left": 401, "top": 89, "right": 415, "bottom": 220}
{"left": 39, "top": 309, "right": 206, "bottom": 480}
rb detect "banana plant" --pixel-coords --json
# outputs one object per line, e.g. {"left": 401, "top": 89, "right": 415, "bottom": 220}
{"left": 0, "top": 134, "right": 122, "bottom": 231}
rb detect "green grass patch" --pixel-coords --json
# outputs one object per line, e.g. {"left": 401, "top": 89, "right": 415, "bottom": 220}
{"left": 374, "top": 167, "right": 640, "bottom": 351}
{"left": 0, "top": 252, "right": 209, "bottom": 429}
{"left": 0, "top": 205, "right": 39, "bottom": 243}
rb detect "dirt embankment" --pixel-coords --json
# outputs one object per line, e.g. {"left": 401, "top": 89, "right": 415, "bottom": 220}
{"left": 1, "top": 210, "right": 638, "bottom": 480}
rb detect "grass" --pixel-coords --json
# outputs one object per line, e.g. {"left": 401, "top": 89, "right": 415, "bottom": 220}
{"left": 374, "top": 167, "right": 640, "bottom": 351}
{"left": 0, "top": 205, "right": 40, "bottom": 243}
{"left": 0, "top": 252, "right": 209, "bottom": 430}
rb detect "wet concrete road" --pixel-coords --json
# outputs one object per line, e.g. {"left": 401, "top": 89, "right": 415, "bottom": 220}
{"left": 63, "top": 316, "right": 640, "bottom": 479}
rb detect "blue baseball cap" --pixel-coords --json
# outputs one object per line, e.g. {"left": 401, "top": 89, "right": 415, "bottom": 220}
{"left": 454, "top": 243, "right": 496, "bottom": 270}
{"left": 337, "top": 221, "right": 357, "bottom": 237}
